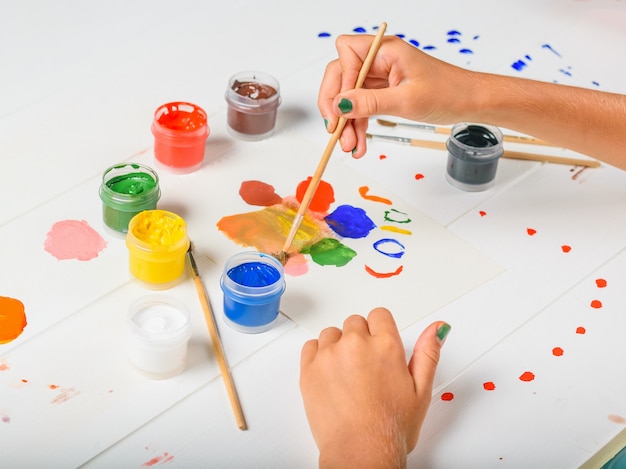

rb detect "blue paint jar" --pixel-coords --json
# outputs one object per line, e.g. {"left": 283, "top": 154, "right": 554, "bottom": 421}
{"left": 220, "top": 251, "right": 286, "bottom": 333}
{"left": 446, "top": 123, "right": 503, "bottom": 192}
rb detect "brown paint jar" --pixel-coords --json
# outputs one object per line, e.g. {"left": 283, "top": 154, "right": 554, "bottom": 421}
{"left": 225, "top": 71, "right": 281, "bottom": 141}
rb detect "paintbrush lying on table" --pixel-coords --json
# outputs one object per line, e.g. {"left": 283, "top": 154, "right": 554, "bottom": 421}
{"left": 365, "top": 132, "right": 601, "bottom": 168}
{"left": 376, "top": 118, "right": 554, "bottom": 147}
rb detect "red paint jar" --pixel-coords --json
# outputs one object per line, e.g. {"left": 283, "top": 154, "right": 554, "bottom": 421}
{"left": 151, "top": 102, "right": 209, "bottom": 173}
{"left": 225, "top": 71, "right": 281, "bottom": 141}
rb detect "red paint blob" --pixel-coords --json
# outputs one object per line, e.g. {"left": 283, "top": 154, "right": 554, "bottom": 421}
{"left": 596, "top": 278, "right": 607, "bottom": 288}
{"left": 479, "top": 211, "right": 487, "bottom": 217}
{"left": 441, "top": 392, "right": 454, "bottom": 401}
{"left": 238, "top": 180, "right": 282, "bottom": 206}
{"left": 483, "top": 381, "right": 496, "bottom": 391}
{"left": 552, "top": 347, "right": 564, "bottom": 356}
{"left": 414, "top": 173, "right": 424, "bottom": 180}
{"left": 527, "top": 228, "right": 537, "bottom": 236}
{"left": 519, "top": 371, "right": 535, "bottom": 382}
{"left": 379, "top": 154, "right": 387, "bottom": 160}
{"left": 576, "top": 326, "right": 586, "bottom": 334}
{"left": 561, "top": 245, "right": 572, "bottom": 253}
{"left": 296, "top": 178, "right": 335, "bottom": 212}
{"left": 590, "top": 299, "right": 603, "bottom": 309}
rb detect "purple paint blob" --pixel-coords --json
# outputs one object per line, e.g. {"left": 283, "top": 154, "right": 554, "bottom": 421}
{"left": 325, "top": 205, "right": 376, "bottom": 239}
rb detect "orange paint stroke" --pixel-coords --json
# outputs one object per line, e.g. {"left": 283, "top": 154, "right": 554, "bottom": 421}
{"left": 590, "top": 299, "right": 603, "bottom": 309}
{"left": 576, "top": 326, "right": 586, "bottom": 335}
{"left": 483, "top": 381, "right": 496, "bottom": 391}
{"left": 519, "top": 371, "right": 535, "bottom": 382}
{"left": 441, "top": 392, "right": 454, "bottom": 401}
{"left": 380, "top": 225, "right": 412, "bottom": 235}
{"left": 358, "top": 186, "right": 392, "bottom": 205}
{"left": 364, "top": 264, "right": 404, "bottom": 278}
{"left": 552, "top": 347, "right": 564, "bottom": 357}
{"left": 0, "top": 296, "right": 27, "bottom": 344}
{"left": 596, "top": 278, "right": 607, "bottom": 288}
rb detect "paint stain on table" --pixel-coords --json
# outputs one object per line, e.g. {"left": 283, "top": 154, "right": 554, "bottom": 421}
{"left": 0, "top": 296, "right": 27, "bottom": 344}
{"left": 44, "top": 220, "right": 107, "bottom": 261}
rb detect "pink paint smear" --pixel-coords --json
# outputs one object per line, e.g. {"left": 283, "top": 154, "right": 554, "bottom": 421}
{"left": 44, "top": 220, "right": 107, "bottom": 261}
{"left": 143, "top": 452, "right": 175, "bottom": 466}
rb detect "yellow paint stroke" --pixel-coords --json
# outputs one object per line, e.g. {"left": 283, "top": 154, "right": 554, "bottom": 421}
{"left": 358, "top": 186, "right": 392, "bottom": 205}
{"left": 380, "top": 225, "right": 412, "bottom": 235}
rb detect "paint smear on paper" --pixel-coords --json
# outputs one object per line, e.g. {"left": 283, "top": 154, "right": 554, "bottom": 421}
{"left": 608, "top": 415, "right": 626, "bottom": 425}
{"left": 552, "top": 347, "right": 564, "bottom": 357}
{"left": 296, "top": 177, "right": 335, "bottom": 212}
{"left": 358, "top": 186, "right": 392, "bottom": 205}
{"left": 561, "top": 245, "right": 572, "bottom": 253}
{"left": 324, "top": 205, "right": 376, "bottom": 238}
{"left": 0, "top": 296, "right": 27, "bottom": 344}
{"left": 483, "top": 381, "right": 496, "bottom": 391}
{"left": 44, "top": 220, "right": 107, "bottom": 261}
{"left": 441, "top": 392, "right": 454, "bottom": 401}
{"left": 527, "top": 228, "right": 537, "bottom": 236}
{"left": 576, "top": 326, "right": 586, "bottom": 335}
{"left": 142, "top": 452, "right": 175, "bottom": 467}
{"left": 590, "top": 300, "right": 603, "bottom": 309}
{"left": 50, "top": 386, "right": 80, "bottom": 404}
{"left": 239, "top": 180, "right": 282, "bottom": 206}
{"left": 519, "top": 371, "right": 535, "bottom": 382}
{"left": 301, "top": 238, "right": 356, "bottom": 267}
{"left": 596, "top": 278, "right": 607, "bottom": 288}
{"left": 364, "top": 264, "right": 404, "bottom": 279}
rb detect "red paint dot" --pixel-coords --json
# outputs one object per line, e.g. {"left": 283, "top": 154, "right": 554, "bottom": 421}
{"left": 576, "top": 326, "right": 586, "bottom": 334}
{"left": 441, "top": 392, "right": 454, "bottom": 401}
{"left": 561, "top": 245, "right": 572, "bottom": 253}
{"left": 379, "top": 154, "right": 387, "bottom": 160}
{"left": 479, "top": 211, "right": 487, "bottom": 217}
{"left": 596, "top": 278, "right": 607, "bottom": 288}
{"left": 552, "top": 347, "right": 564, "bottom": 356}
{"left": 49, "top": 384, "right": 59, "bottom": 390}
{"left": 483, "top": 381, "right": 496, "bottom": 391}
{"left": 590, "top": 299, "right": 603, "bottom": 309}
{"left": 519, "top": 371, "right": 535, "bottom": 382}
{"left": 526, "top": 228, "right": 537, "bottom": 236}
{"left": 414, "top": 173, "right": 424, "bottom": 180}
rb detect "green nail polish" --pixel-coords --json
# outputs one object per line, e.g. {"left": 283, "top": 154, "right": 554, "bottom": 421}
{"left": 323, "top": 118, "right": 329, "bottom": 130}
{"left": 338, "top": 98, "right": 353, "bottom": 113}
{"left": 436, "top": 323, "right": 451, "bottom": 343}
{"left": 351, "top": 147, "right": 357, "bottom": 154}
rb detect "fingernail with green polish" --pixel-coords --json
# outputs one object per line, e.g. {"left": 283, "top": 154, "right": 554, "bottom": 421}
{"left": 338, "top": 98, "right": 353, "bottom": 113}
{"left": 436, "top": 323, "right": 451, "bottom": 344}
{"left": 323, "top": 118, "right": 329, "bottom": 130}
{"left": 351, "top": 147, "right": 357, "bottom": 155}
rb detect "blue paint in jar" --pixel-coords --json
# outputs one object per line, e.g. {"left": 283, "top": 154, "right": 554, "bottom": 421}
{"left": 220, "top": 251, "right": 285, "bottom": 333}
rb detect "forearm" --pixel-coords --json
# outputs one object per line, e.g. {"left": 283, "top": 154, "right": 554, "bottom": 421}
{"left": 465, "top": 73, "right": 626, "bottom": 169}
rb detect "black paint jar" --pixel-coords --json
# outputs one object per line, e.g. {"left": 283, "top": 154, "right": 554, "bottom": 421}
{"left": 446, "top": 123, "right": 503, "bottom": 191}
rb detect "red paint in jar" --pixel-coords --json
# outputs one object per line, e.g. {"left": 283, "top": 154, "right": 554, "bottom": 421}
{"left": 151, "top": 102, "right": 209, "bottom": 173}
{"left": 225, "top": 71, "right": 281, "bottom": 141}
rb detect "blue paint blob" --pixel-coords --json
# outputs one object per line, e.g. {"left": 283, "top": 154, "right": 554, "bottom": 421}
{"left": 353, "top": 26, "right": 367, "bottom": 33}
{"left": 325, "top": 205, "right": 376, "bottom": 239}
{"left": 423, "top": 45, "right": 437, "bottom": 50}
{"left": 318, "top": 32, "right": 331, "bottom": 38}
{"left": 408, "top": 39, "right": 420, "bottom": 47}
{"left": 459, "top": 48, "right": 473, "bottom": 54}
{"left": 395, "top": 33, "right": 406, "bottom": 39}
{"left": 447, "top": 30, "right": 462, "bottom": 36}
{"left": 448, "top": 38, "right": 461, "bottom": 44}
{"left": 512, "top": 60, "right": 527, "bottom": 71}
{"left": 592, "top": 81, "right": 600, "bottom": 87}
{"left": 373, "top": 238, "right": 406, "bottom": 259}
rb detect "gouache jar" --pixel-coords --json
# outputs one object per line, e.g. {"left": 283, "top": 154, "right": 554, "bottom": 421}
{"left": 220, "top": 251, "right": 286, "bottom": 333}
{"left": 225, "top": 71, "right": 281, "bottom": 141}
{"left": 127, "top": 295, "right": 192, "bottom": 379}
{"left": 126, "top": 210, "right": 190, "bottom": 290}
{"left": 151, "top": 101, "right": 209, "bottom": 173}
{"left": 99, "top": 162, "right": 161, "bottom": 236}
{"left": 446, "top": 123, "right": 504, "bottom": 192}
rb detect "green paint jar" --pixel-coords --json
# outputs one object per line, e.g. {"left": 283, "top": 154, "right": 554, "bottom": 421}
{"left": 99, "top": 163, "right": 161, "bottom": 236}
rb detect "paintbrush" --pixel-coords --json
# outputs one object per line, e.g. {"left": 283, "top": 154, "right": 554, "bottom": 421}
{"left": 187, "top": 244, "right": 247, "bottom": 430}
{"left": 274, "top": 22, "right": 388, "bottom": 265}
{"left": 376, "top": 118, "right": 554, "bottom": 147}
{"left": 366, "top": 132, "right": 601, "bottom": 168}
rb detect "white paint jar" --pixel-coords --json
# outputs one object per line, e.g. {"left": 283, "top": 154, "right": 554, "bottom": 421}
{"left": 127, "top": 295, "right": 192, "bottom": 379}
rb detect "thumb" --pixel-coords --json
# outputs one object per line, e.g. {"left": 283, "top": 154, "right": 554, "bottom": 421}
{"left": 408, "top": 321, "right": 450, "bottom": 401}
{"left": 334, "top": 86, "right": 411, "bottom": 119}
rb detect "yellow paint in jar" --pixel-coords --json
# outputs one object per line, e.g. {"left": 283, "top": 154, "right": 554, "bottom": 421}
{"left": 126, "top": 210, "right": 190, "bottom": 290}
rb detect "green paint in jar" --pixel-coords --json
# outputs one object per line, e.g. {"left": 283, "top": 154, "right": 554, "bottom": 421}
{"left": 99, "top": 163, "right": 161, "bottom": 236}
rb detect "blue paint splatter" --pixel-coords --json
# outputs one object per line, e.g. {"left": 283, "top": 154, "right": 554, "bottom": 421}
{"left": 395, "top": 33, "right": 406, "bottom": 39}
{"left": 447, "top": 30, "right": 462, "bottom": 36}
{"left": 448, "top": 38, "right": 461, "bottom": 44}
{"left": 373, "top": 239, "right": 405, "bottom": 259}
{"left": 592, "top": 81, "right": 600, "bottom": 87}
{"left": 542, "top": 44, "right": 562, "bottom": 57}
{"left": 559, "top": 67, "right": 572, "bottom": 77}
{"left": 512, "top": 60, "right": 527, "bottom": 71}
{"left": 408, "top": 39, "right": 420, "bottom": 47}
{"left": 318, "top": 32, "right": 331, "bottom": 38}
{"left": 423, "top": 45, "right": 437, "bottom": 50}
{"left": 353, "top": 26, "right": 367, "bottom": 33}
{"left": 325, "top": 205, "right": 376, "bottom": 239}
{"left": 459, "top": 48, "right": 473, "bottom": 54}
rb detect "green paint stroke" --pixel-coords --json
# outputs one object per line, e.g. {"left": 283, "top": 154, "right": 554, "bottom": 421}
{"left": 302, "top": 238, "right": 356, "bottom": 267}
{"left": 383, "top": 208, "right": 411, "bottom": 224}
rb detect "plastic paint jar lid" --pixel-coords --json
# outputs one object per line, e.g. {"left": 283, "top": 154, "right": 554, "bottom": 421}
{"left": 445, "top": 123, "right": 503, "bottom": 192}
{"left": 99, "top": 162, "right": 161, "bottom": 237}
{"left": 125, "top": 210, "right": 190, "bottom": 290}
{"left": 127, "top": 295, "right": 192, "bottom": 379}
{"left": 225, "top": 71, "right": 281, "bottom": 141}
{"left": 220, "top": 251, "right": 285, "bottom": 333}
{"left": 151, "top": 101, "right": 210, "bottom": 174}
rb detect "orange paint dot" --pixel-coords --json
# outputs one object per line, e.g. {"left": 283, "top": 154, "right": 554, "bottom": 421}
{"left": 483, "top": 381, "right": 496, "bottom": 391}
{"left": 596, "top": 278, "right": 607, "bottom": 288}
{"left": 441, "top": 392, "right": 454, "bottom": 401}
{"left": 561, "top": 245, "right": 572, "bottom": 253}
{"left": 552, "top": 347, "right": 564, "bottom": 357}
{"left": 479, "top": 211, "right": 487, "bottom": 217}
{"left": 49, "top": 384, "right": 59, "bottom": 390}
{"left": 379, "top": 154, "right": 387, "bottom": 160}
{"left": 590, "top": 299, "right": 603, "bottom": 309}
{"left": 0, "top": 296, "right": 27, "bottom": 344}
{"left": 414, "top": 173, "right": 424, "bottom": 180}
{"left": 21, "top": 379, "right": 28, "bottom": 383}
{"left": 526, "top": 228, "right": 537, "bottom": 236}
{"left": 576, "top": 326, "right": 586, "bottom": 335}
{"left": 519, "top": 371, "right": 535, "bottom": 382}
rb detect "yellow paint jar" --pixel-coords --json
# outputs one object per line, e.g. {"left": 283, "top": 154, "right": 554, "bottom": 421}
{"left": 126, "top": 210, "right": 190, "bottom": 290}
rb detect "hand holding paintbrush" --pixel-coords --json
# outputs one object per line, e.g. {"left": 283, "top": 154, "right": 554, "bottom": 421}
{"left": 276, "top": 22, "right": 388, "bottom": 264}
